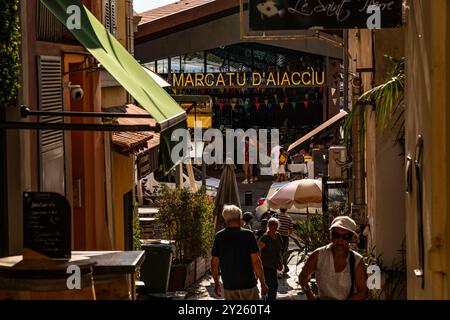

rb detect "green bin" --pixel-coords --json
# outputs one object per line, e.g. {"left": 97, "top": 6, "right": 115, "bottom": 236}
{"left": 140, "top": 243, "right": 176, "bottom": 293}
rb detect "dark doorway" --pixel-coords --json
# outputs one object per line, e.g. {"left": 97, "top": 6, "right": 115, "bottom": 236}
{"left": 123, "top": 190, "right": 133, "bottom": 251}
{"left": 0, "top": 108, "right": 9, "bottom": 257}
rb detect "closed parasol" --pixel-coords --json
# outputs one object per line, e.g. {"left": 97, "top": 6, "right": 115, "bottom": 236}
{"left": 213, "top": 162, "right": 241, "bottom": 231}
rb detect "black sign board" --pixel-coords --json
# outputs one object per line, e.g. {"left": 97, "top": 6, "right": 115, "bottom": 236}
{"left": 23, "top": 192, "right": 71, "bottom": 259}
{"left": 249, "top": 0, "right": 403, "bottom": 31}
{"left": 137, "top": 148, "right": 159, "bottom": 180}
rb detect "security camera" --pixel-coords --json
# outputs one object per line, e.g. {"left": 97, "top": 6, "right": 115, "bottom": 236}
{"left": 71, "top": 86, "right": 84, "bottom": 101}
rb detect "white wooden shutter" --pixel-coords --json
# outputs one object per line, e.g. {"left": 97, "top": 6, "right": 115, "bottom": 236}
{"left": 37, "top": 56, "right": 65, "bottom": 195}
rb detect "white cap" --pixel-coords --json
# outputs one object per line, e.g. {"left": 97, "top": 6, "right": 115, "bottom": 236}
{"left": 329, "top": 216, "right": 358, "bottom": 236}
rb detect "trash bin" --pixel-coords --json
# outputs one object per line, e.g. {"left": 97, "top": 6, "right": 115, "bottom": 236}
{"left": 245, "top": 191, "right": 253, "bottom": 206}
{"left": 140, "top": 242, "right": 176, "bottom": 293}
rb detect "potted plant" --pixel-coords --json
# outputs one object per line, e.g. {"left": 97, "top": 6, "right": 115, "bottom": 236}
{"left": 286, "top": 213, "right": 330, "bottom": 266}
{"left": 156, "top": 185, "right": 215, "bottom": 291}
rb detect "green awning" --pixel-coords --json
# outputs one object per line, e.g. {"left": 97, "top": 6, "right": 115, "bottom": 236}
{"left": 40, "top": 0, "right": 186, "bottom": 132}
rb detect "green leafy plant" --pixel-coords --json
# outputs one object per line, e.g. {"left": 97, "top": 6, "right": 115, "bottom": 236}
{"left": 286, "top": 209, "right": 353, "bottom": 265}
{"left": 0, "top": 0, "right": 21, "bottom": 108}
{"left": 344, "top": 55, "right": 405, "bottom": 150}
{"left": 156, "top": 185, "right": 215, "bottom": 263}
{"left": 132, "top": 206, "right": 141, "bottom": 251}
{"left": 286, "top": 214, "right": 330, "bottom": 265}
{"left": 357, "top": 242, "right": 406, "bottom": 300}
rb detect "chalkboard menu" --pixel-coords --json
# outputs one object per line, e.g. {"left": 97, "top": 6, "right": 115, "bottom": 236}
{"left": 249, "top": 0, "right": 403, "bottom": 31}
{"left": 23, "top": 192, "right": 71, "bottom": 259}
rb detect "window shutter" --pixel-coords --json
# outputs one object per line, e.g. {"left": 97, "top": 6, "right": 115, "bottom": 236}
{"left": 37, "top": 56, "right": 65, "bottom": 195}
{"left": 104, "top": 0, "right": 111, "bottom": 31}
{"left": 103, "top": 0, "right": 117, "bottom": 36}
{"left": 110, "top": 0, "right": 117, "bottom": 36}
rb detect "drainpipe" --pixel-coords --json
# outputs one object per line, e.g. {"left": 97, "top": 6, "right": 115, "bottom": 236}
{"left": 343, "top": 30, "right": 349, "bottom": 112}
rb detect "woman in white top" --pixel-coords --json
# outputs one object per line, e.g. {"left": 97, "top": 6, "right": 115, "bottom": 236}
{"left": 298, "top": 216, "right": 368, "bottom": 300}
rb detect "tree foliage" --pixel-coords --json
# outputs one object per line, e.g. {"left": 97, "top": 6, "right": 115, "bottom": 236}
{"left": 156, "top": 185, "right": 215, "bottom": 263}
{"left": 286, "top": 214, "right": 332, "bottom": 265}
{"left": 344, "top": 55, "right": 405, "bottom": 149}
{"left": 0, "top": 0, "right": 20, "bottom": 107}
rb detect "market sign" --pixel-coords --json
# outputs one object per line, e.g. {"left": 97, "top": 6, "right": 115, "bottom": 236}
{"left": 23, "top": 192, "right": 71, "bottom": 259}
{"left": 249, "top": 0, "right": 403, "bottom": 31}
{"left": 171, "top": 71, "right": 325, "bottom": 88}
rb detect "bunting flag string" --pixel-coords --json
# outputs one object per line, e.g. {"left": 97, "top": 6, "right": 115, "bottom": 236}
{"left": 244, "top": 99, "right": 251, "bottom": 110}
{"left": 212, "top": 99, "right": 324, "bottom": 110}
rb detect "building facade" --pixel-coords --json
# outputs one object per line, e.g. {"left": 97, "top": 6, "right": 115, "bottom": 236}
{"left": 135, "top": 0, "right": 345, "bottom": 149}
{"left": 348, "top": 0, "right": 450, "bottom": 299}
{"left": 1, "top": 0, "right": 162, "bottom": 256}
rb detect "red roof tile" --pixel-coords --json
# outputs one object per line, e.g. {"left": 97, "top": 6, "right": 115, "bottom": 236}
{"left": 139, "top": 0, "right": 217, "bottom": 25}
{"left": 106, "top": 104, "right": 160, "bottom": 154}
{"left": 136, "top": 0, "right": 239, "bottom": 42}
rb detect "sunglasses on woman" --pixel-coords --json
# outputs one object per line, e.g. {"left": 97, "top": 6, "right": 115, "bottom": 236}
{"left": 331, "top": 231, "right": 353, "bottom": 241}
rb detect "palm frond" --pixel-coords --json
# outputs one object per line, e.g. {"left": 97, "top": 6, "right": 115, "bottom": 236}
{"left": 344, "top": 56, "right": 405, "bottom": 147}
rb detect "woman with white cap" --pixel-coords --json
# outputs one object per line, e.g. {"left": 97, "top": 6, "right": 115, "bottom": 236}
{"left": 298, "top": 216, "right": 368, "bottom": 300}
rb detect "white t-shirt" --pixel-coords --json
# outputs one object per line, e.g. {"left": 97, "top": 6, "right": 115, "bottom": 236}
{"left": 270, "top": 145, "right": 281, "bottom": 175}
{"left": 314, "top": 244, "right": 362, "bottom": 300}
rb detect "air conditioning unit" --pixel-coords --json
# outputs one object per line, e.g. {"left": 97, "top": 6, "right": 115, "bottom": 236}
{"left": 328, "top": 146, "right": 348, "bottom": 180}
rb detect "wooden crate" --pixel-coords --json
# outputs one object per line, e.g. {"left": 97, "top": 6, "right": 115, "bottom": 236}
{"left": 195, "top": 256, "right": 212, "bottom": 281}
{"left": 184, "top": 260, "right": 196, "bottom": 288}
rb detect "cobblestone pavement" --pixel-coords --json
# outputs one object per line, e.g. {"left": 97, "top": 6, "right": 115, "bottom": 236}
{"left": 185, "top": 244, "right": 307, "bottom": 301}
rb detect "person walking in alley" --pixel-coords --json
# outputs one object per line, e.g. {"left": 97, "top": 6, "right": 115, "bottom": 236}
{"left": 255, "top": 218, "right": 268, "bottom": 240}
{"left": 211, "top": 205, "right": 269, "bottom": 300}
{"left": 276, "top": 148, "right": 288, "bottom": 182}
{"left": 258, "top": 218, "right": 283, "bottom": 300}
{"left": 298, "top": 216, "right": 368, "bottom": 300}
{"left": 277, "top": 208, "right": 293, "bottom": 275}
{"left": 242, "top": 211, "right": 254, "bottom": 230}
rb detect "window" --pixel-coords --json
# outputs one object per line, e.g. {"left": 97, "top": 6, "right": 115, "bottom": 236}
{"left": 156, "top": 59, "right": 169, "bottom": 74}
{"left": 182, "top": 52, "right": 204, "bottom": 73}
{"left": 206, "top": 52, "right": 228, "bottom": 73}
{"left": 144, "top": 62, "right": 156, "bottom": 72}
{"left": 171, "top": 56, "right": 182, "bottom": 73}
{"left": 37, "top": 56, "right": 65, "bottom": 195}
